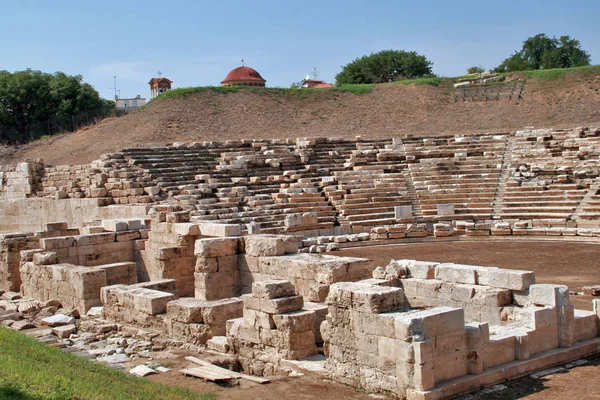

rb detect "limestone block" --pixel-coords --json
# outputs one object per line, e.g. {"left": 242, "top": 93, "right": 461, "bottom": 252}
{"left": 351, "top": 284, "right": 404, "bottom": 314}
{"left": 33, "top": 252, "right": 58, "bottom": 265}
{"left": 242, "top": 294, "right": 304, "bottom": 314}
{"left": 308, "top": 284, "right": 329, "bottom": 302}
{"left": 200, "top": 298, "right": 243, "bottom": 327}
{"left": 395, "top": 206, "right": 413, "bottom": 219}
{"left": 395, "top": 307, "right": 465, "bottom": 341}
{"left": 471, "top": 286, "right": 512, "bottom": 306}
{"left": 282, "top": 236, "right": 300, "bottom": 254}
{"left": 131, "top": 288, "right": 177, "bottom": 315}
{"left": 42, "top": 314, "right": 75, "bottom": 327}
{"left": 52, "top": 324, "right": 76, "bottom": 339}
{"left": 435, "top": 263, "right": 480, "bottom": 284}
{"left": 385, "top": 259, "right": 408, "bottom": 278}
{"left": 437, "top": 204, "right": 455, "bottom": 216}
{"left": 172, "top": 223, "right": 201, "bottom": 236}
{"left": 252, "top": 280, "right": 296, "bottom": 299}
{"left": 272, "top": 309, "right": 316, "bottom": 333}
{"left": 101, "top": 219, "right": 128, "bottom": 232}
{"left": 194, "top": 237, "right": 239, "bottom": 257}
{"left": 302, "top": 212, "right": 318, "bottom": 226}
{"left": 198, "top": 223, "right": 241, "bottom": 237}
{"left": 46, "top": 222, "right": 69, "bottom": 231}
{"left": 403, "top": 260, "right": 438, "bottom": 279}
{"left": 284, "top": 214, "right": 303, "bottom": 228}
{"left": 247, "top": 221, "right": 261, "bottom": 234}
{"left": 477, "top": 268, "right": 535, "bottom": 291}
{"left": 243, "top": 308, "right": 275, "bottom": 329}
{"left": 166, "top": 298, "right": 205, "bottom": 323}
{"left": 529, "top": 284, "right": 570, "bottom": 306}
{"left": 244, "top": 235, "right": 286, "bottom": 257}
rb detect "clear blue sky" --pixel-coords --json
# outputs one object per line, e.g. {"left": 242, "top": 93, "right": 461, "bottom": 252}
{"left": 1, "top": 0, "right": 598, "bottom": 100}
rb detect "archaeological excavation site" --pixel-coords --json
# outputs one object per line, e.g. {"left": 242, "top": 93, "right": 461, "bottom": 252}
{"left": 1, "top": 125, "right": 600, "bottom": 399}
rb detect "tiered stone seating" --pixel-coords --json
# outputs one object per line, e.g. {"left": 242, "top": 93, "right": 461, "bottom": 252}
{"left": 578, "top": 187, "right": 600, "bottom": 222}
{"left": 404, "top": 134, "right": 507, "bottom": 221}
{"left": 499, "top": 182, "right": 585, "bottom": 220}
{"left": 454, "top": 81, "right": 523, "bottom": 102}
{"left": 501, "top": 127, "right": 600, "bottom": 222}
{"left": 121, "top": 145, "right": 219, "bottom": 195}
{"left": 89, "top": 127, "right": 598, "bottom": 231}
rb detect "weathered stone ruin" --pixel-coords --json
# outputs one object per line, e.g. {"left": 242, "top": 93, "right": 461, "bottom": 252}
{"left": 1, "top": 125, "right": 600, "bottom": 398}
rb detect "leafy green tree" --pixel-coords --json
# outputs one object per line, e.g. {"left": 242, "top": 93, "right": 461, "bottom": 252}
{"left": 495, "top": 34, "right": 590, "bottom": 72}
{"left": 467, "top": 66, "right": 485, "bottom": 74}
{"left": 0, "top": 69, "right": 113, "bottom": 144}
{"left": 335, "top": 50, "right": 433, "bottom": 85}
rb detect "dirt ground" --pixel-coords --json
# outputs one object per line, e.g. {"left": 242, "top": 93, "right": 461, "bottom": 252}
{"left": 142, "top": 240, "right": 599, "bottom": 400}
{"left": 2, "top": 69, "right": 599, "bottom": 166}
{"left": 338, "top": 240, "right": 600, "bottom": 310}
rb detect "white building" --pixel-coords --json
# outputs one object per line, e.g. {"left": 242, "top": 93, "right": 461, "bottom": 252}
{"left": 115, "top": 95, "right": 146, "bottom": 112}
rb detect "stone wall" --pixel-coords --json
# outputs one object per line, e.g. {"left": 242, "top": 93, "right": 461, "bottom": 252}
{"left": 320, "top": 262, "right": 600, "bottom": 398}
{"left": 226, "top": 280, "right": 318, "bottom": 375}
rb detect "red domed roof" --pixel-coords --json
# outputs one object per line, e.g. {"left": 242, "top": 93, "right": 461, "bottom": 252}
{"left": 221, "top": 66, "right": 266, "bottom": 84}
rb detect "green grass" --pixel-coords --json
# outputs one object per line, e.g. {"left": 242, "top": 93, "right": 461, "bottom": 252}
{"left": 395, "top": 77, "right": 443, "bottom": 87}
{"left": 154, "top": 83, "right": 374, "bottom": 101}
{"left": 151, "top": 65, "right": 599, "bottom": 102}
{"left": 501, "top": 65, "right": 600, "bottom": 81}
{"left": 330, "top": 84, "right": 373, "bottom": 95}
{"left": 0, "top": 327, "right": 214, "bottom": 400}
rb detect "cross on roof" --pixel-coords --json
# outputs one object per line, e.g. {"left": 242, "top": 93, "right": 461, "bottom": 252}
{"left": 241, "top": 58, "right": 244, "bottom": 67}
{"left": 157, "top": 70, "right": 163, "bottom": 78}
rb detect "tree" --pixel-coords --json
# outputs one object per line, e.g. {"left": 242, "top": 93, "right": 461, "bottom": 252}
{"left": 0, "top": 69, "right": 113, "bottom": 144}
{"left": 467, "top": 66, "right": 485, "bottom": 74}
{"left": 495, "top": 34, "right": 590, "bottom": 72}
{"left": 335, "top": 50, "right": 433, "bottom": 85}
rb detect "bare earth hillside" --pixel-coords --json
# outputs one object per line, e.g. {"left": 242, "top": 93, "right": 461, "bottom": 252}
{"left": 2, "top": 69, "right": 600, "bottom": 166}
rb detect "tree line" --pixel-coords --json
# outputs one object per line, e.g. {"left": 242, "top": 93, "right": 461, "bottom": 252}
{"left": 0, "top": 69, "right": 114, "bottom": 144}
{"left": 335, "top": 33, "right": 591, "bottom": 85}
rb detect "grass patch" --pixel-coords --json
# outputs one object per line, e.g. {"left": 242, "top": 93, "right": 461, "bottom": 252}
{"left": 396, "top": 77, "right": 443, "bottom": 87}
{"left": 0, "top": 327, "right": 213, "bottom": 400}
{"left": 154, "top": 84, "right": 373, "bottom": 101}
{"left": 503, "top": 65, "right": 600, "bottom": 81}
{"left": 330, "top": 84, "right": 373, "bottom": 95}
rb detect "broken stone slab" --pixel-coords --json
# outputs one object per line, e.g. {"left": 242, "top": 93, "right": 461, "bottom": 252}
{"left": 52, "top": 324, "right": 77, "bottom": 339}
{"left": 252, "top": 280, "right": 296, "bottom": 299}
{"left": 582, "top": 285, "right": 600, "bottom": 296}
{"left": 97, "top": 353, "right": 130, "bottom": 364}
{"left": 400, "top": 260, "right": 438, "bottom": 279}
{"left": 1, "top": 291, "right": 22, "bottom": 301}
{"left": 129, "top": 364, "right": 156, "bottom": 377}
{"left": 10, "top": 320, "right": 35, "bottom": 331}
{"left": 206, "top": 336, "right": 230, "bottom": 353}
{"left": 42, "top": 314, "right": 76, "bottom": 327}
{"left": 242, "top": 294, "right": 304, "bottom": 315}
{"left": 86, "top": 306, "right": 104, "bottom": 317}
{"left": 92, "top": 323, "right": 118, "bottom": 333}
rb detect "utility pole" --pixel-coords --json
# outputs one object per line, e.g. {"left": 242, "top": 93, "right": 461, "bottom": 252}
{"left": 109, "top": 76, "right": 118, "bottom": 101}
{"left": 312, "top": 67, "right": 319, "bottom": 80}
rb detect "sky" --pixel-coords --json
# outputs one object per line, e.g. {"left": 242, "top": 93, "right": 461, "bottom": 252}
{"left": 1, "top": 0, "right": 598, "bottom": 100}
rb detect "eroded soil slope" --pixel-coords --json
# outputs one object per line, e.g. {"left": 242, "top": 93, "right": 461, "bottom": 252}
{"left": 3, "top": 69, "right": 600, "bottom": 166}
